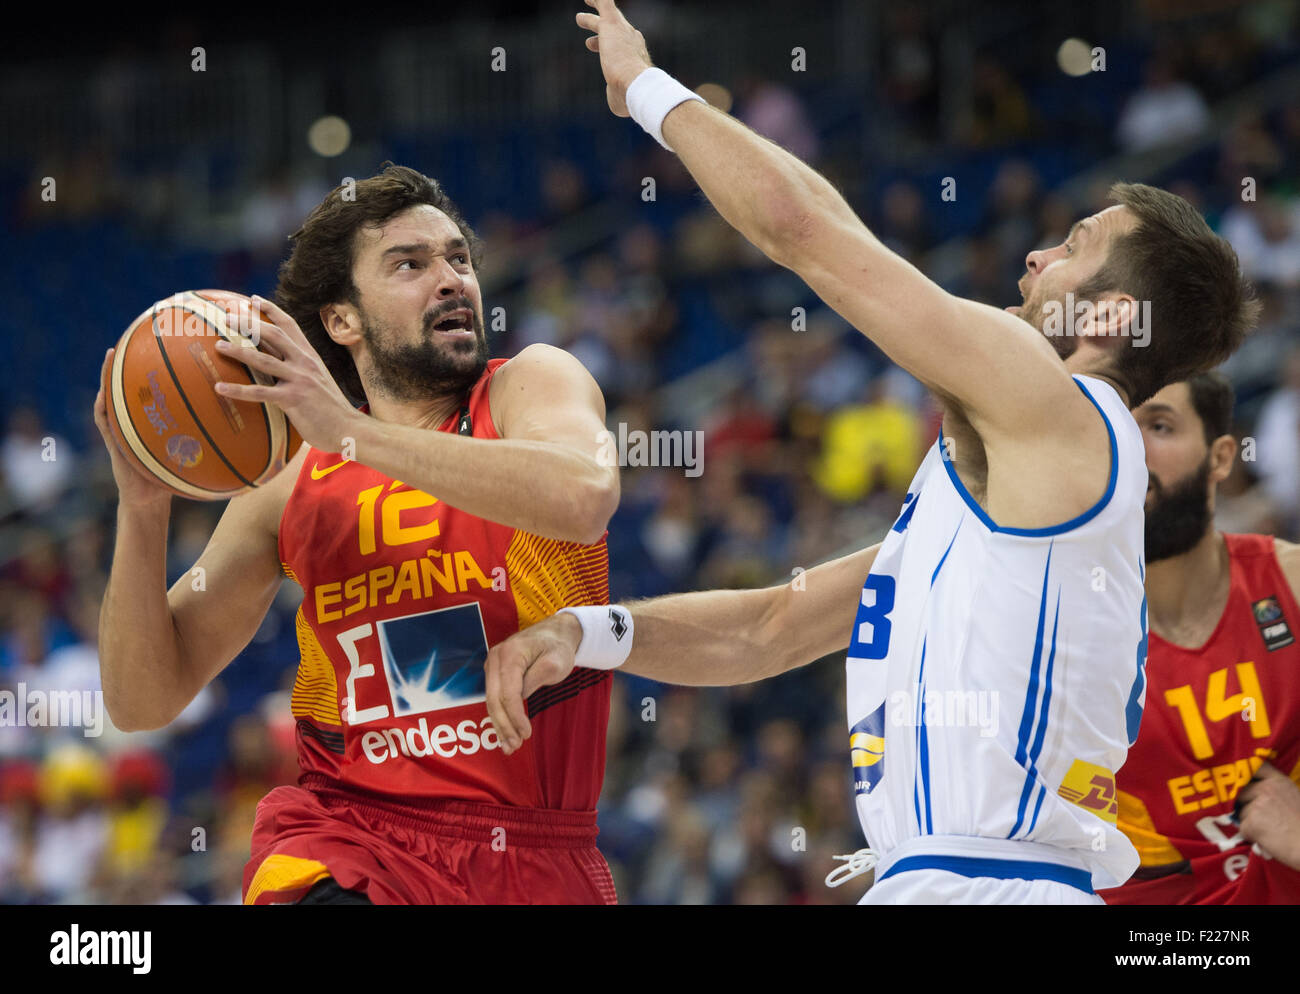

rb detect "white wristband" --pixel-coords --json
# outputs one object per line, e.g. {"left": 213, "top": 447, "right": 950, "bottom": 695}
{"left": 625, "top": 67, "right": 704, "bottom": 151}
{"left": 558, "top": 605, "right": 634, "bottom": 670}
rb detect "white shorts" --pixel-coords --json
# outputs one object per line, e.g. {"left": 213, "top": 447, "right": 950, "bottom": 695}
{"left": 861, "top": 835, "right": 1106, "bottom": 906}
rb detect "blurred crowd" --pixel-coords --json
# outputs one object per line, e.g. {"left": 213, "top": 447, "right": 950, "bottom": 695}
{"left": 2, "top": 4, "right": 1299, "bottom": 904}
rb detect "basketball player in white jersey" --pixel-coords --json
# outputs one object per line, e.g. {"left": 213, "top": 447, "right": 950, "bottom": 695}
{"left": 483, "top": 1, "right": 1259, "bottom": 904}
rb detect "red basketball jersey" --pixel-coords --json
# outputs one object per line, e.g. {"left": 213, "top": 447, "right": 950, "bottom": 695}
{"left": 277, "top": 358, "right": 612, "bottom": 811}
{"left": 1101, "top": 532, "right": 1300, "bottom": 904}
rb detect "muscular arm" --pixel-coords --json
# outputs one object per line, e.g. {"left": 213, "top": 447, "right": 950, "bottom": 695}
{"left": 337, "top": 344, "right": 619, "bottom": 545}
{"left": 576, "top": 1, "right": 1082, "bottom": 441}
{"left": 620, "top": 543, "right": 880, "bottom": 685}
{"left": 485, "top": 543, "right": 880, "bottom": 752}
{"left": 658, "top": 103, "right": 1079, "bottom": 440}
{"left": 99, "top": 449, "right": 296, "bottom": 732}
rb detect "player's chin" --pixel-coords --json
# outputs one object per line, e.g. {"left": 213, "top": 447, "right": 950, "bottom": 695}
{"left": 429, "top": 331, "right": 482, "bottom": 357}
{"left": 441, "top": 337, "right": 489, "bottom": 375}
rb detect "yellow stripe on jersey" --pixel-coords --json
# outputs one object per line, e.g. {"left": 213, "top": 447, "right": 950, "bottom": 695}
{"left": 244, "top": 854, "right": 331, "bottom": 905}
{"left": 1116, "top": 789, "right": 1185, "bottom": 867}
{"left": 505, "top": 531, "right": 610, "bottom": 628}
{"left": 290, "top": 607, "right": 342, "bottom": 725}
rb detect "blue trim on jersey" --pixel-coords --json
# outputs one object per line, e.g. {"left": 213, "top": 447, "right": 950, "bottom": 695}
{"left": 1009, "top": 543, "right": 1054, "bottom": 838}
{"left": 1025, "top": 591, "right": 1061, "bottom": 835}
{"left": 913, "top": 523, "right": 959, "bottom": 836}
{"left": 931, "top": 520, "right": 963, "bottom": 588}
{"left": 892, "top": 492, "right": 919, "bottom": 534}
{"left": 1028, "top": 779, "right": 1048, "bottom": 833}
{"left": 879, "top": 855, "right": 1094, "bottom": 895}
{"left": 1125, "top": 556, "right": 1149, "bottom": 745}
{"left": 913, "top": 639, "right": 924, "bottom": 832}
{"left": 916, "top": 638, "right": 933, "bottom": 834}
{"left": 936, "top": 376, "right": 1119, "bottom": 536}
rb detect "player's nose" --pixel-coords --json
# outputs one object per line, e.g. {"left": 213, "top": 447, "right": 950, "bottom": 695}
{"left": 431, "top": 258, "right": 466, "bottom": 295}
{"left": 1026, "top": 242, "right": 1068, "bottom": 274}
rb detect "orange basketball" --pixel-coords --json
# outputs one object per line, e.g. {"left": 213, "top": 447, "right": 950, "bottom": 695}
{"left": 103, "top": 289, "right": 303, "bottom": 500}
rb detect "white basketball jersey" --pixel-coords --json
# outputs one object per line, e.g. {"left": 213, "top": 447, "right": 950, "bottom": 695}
{"left": 845, "top": 375, "right": 1149, "bottom": 890}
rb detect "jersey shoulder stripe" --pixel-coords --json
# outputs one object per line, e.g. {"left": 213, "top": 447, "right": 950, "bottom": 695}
{"left": 935, "top": 376, "right": 1122, "bottom": 536}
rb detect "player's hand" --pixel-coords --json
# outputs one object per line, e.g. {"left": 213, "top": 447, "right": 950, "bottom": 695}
{"left": 576, "top": 0, "right": 654, "bottom": 118}
{"left": 484, "top": 612, "right": 583, "bottom": 755}
{"left": 1237, "top": 761, "right": 1300, "bottom": 870}
{"left": 93, "top": 347, "right": 173, "bottom": 512}
{"left": 212, "top": 295, "right": 360, "bottom": 455}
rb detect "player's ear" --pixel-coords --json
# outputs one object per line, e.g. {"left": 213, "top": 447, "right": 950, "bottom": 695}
{"left": 1209, "top": 433, "right": 1237, "bottom": 484}
{"left": 320, "top": 302, "right": 362, "bottom": 347}
{"left": 1075, "top": 295, "right": 1133, "bottom": 356}
{"left": 1098, "top": 294, "right": 1139, "bottom": 341}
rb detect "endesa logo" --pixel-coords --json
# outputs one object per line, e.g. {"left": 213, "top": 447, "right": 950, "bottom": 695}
{"left": 339, "top": 602, "right": 501, "bottom": 765}
{"left": 359, "top": 715, "right": 501, "bottom": 765}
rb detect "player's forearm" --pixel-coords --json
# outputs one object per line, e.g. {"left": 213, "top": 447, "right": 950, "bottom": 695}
{"left": 659, "top": 94, "right": 1045, "bottom": 425}
{"left": 621, "top": 544, "right": 880, "bottom": 685}
{"left": 350, "top": 416, "right": 618, "bottom": 545}
{"left": 661, "top": 99, "right": 880, "bottom": 268}
{"left": 619, "top": 585, "right": 792, "bottom": 686}
{"left": 98, "top": 505, "right": 190, "bottom": 731}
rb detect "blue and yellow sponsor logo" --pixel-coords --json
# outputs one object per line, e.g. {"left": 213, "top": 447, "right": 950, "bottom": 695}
{"left": 849, "top": 703, "right": 887, "bottom": 794}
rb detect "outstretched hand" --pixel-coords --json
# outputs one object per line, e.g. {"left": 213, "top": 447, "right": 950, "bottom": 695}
{"left": 575, "top": 0, "right": 654, "bottom": 117}
{"left": 484, "top": 612, "right": 584, "bottom": 754}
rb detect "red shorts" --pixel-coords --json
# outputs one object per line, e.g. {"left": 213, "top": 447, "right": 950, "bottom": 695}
{"left": 242, "top": 776, "right": 617, "bottom": 905}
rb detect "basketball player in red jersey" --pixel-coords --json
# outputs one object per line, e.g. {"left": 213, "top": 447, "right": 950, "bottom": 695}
{"left": 94, "top": 164, "right": 621, "bottom": 905}
{"left": 1101, "top": 373, "right": 1300, "bottom": 904}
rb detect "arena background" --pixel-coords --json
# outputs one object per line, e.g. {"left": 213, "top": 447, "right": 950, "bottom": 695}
{"left": 1, "top": 0, "right": 1298, "bottom": 905}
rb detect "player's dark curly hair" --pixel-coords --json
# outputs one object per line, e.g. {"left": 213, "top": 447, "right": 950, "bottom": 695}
{"left": 275, "top": 163, "right": 484, "bottom": 403}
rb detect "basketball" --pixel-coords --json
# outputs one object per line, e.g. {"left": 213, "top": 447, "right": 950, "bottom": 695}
{"left": 102, "top": 289, "right": 303, "bottom": 500}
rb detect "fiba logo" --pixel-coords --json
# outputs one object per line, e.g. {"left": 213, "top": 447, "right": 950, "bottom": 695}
{"left": 377, "top": 602, "right": 490, "bottom": 716}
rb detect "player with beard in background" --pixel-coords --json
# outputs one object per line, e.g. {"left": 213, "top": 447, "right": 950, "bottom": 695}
{"left": 95, "top": 164, "right": 622, "bottom": 905}
{"left": 1101, "top": 373, "right": 1300, "bottom": 904}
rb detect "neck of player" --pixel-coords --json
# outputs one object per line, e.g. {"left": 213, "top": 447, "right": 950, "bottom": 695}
{"left": 1062, "top": 354, "right": 1130, "bottom": 408}
{"left": 1144, "top": 528, "right": 1230, "bottom": 647}
{"left": 363, "top": 393, "right": 464, "bottom": 432}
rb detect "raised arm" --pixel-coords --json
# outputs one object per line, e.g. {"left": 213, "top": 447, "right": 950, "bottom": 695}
{"left": 485, "top": 542, "right": 880, "bottom": 753}
{"left": 577, "top": 0, "right": 1081, "bottom": 442}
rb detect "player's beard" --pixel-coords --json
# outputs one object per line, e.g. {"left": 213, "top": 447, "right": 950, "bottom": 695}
{"left": 1017, "top": 284, "right": 1078, "bottom": 361}
{"left": 360, "top": 303, "right": 488, "bottom": 403}
{"left": 1145, "top": 456, "right": 1213, "bottom": 564}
